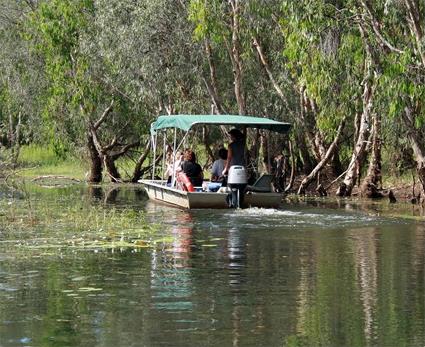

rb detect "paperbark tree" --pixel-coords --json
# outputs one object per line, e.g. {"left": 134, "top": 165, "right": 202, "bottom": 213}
{"left": 337, "top": 24, "right": 378, "bottom": 197}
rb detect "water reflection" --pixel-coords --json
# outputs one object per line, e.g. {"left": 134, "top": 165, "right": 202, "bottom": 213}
{"left": 1, "top": 184, "right": 425, "bottom": 346}
{"left": 350, "top": 229, "right": 378, "bottom": 344}
{"left": 85, "top": 184, "right": 147, "bottom": 206}
{"left": 227, "top": 227, "right": 246, "bottom": 277}
{"left": 168, "top": 213, "right": 194, "bottom": 265}
{"left": 151, "top": 213, "right": 194, "bottom": 312}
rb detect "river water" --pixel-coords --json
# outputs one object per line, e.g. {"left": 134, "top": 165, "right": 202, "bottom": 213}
{"left": 0, "top": 183, "right": 424, "bottom": 346}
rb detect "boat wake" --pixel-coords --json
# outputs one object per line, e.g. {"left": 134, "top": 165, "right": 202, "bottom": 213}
{"left": 219, "top": 206, "right": 406, "bottom": 229}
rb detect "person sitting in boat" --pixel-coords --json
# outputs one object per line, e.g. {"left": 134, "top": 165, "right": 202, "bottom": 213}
{"left": 181, "top": 149, "right": 203, "bottom": 187}
{"left": 222, "top": 128, "right": 246, "bottom": 176}
{"left": 211, "top": 148, "right": 228, "bottom": 182}
{"left": 165, "top": 150, "right": 183, "bottom": 185}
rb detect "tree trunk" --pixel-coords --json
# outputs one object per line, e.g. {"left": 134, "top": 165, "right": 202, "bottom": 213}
{"left": 296, "top": 131, "right": 315, "bottom": 174}
{"left": 298, "top": 117, "right": 346, "bottom": 195}
{"left": 273, "top": 154, "right": 286, "bottom": 192}
{"left": 403, "top": 106, "right": 425, "bottom": 202}
{"left": 337, "top": 37, "right": 376, "bottom": 196}
{"left": 104, "top": 156, "right": 121, "bottom": 183}
{"left": 253, "top": 35, "right": 320, "bottom": 175}
{"left": 248, "top": 128, "right": 260, "bottom": 162}
{"left": 86, "top": 132, "right": 103, "bottom": 183}
{"left": 204, "top": 40, "right": 226, "bottom": 114}
{"left": 9, "top": 112, "right": 21, "bottom": 168}
{"left": 404, "top": 0, "right": 425, "bottom": 68}
{"left": 228, "top": 0, "right": 246, "bottom": 115}
{"left": 300, "top": 87, "right": 326, "bottom": 163}
{"left": 252, "top": 36, "right": 291, "bottom": 110}
{"left": 202, "top": 41, "right": 231, "bottom": 139}
{"left": 285, "top": 140, "right": 296, "bottom": 193}
{"left": 83, "top": 101, "right": 114, "bottom": 183}
{"left": 259, "top": 132, "right": 271, "bottom": 174}
{"left": 202, "top": 126, "right": 215, "bottom": 167}
{"left": 331, "top": 150, "right": 343, "bottom": 177}
{"left": 360, "top": 110, "right": 382, "bottom": 198}
{"left": 132, "top": 139, "right": 151, "bottom": 182}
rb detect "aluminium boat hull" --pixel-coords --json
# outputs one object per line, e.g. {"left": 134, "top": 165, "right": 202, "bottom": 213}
{"left": 141, "top": 180, "right": 282, "bottom": 209}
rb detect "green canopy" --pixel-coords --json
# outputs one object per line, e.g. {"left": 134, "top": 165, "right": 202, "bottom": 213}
{"left": 150, "top": 114, "right": 291, "bottom": 134}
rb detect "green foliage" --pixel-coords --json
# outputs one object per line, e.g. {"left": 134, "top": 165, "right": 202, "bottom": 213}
{"left": 23, "top": 0, "right": 95, "bottom": 146}
{"left": 188, "top": 0, "right": 227, "bottom": 43}
{"left": 1, "top": 0, "right": 425, "bottom": 184}
{"left": 282, "top": 1, "right": 364, "bottom": 135}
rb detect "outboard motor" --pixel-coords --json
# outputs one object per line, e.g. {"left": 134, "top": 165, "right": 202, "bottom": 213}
{"left": 227, "top": 165, "right": 247, "bottom": 208}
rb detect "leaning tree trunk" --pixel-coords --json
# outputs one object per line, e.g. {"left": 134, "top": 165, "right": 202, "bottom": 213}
{"left": 132, "top": 139, "right": 151, "bottom": 182}
{"left": 104, "top": 156, "right": 121, "bottom": 183}
{"left": 360, "top": 110, "right": 382, "bottom": 198}
{"left": 253, "top": 36, "right": 319, "bottom": 175}
{"left": 298, "top": 117, "right": 346, "bottom": 195}
{"left": 86, "top": 132, "right": 103, "bottom": 183}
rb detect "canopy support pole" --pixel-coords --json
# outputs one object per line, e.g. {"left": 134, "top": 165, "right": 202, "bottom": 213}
{"left": 171, "top": 127, "right": 177, "bottom": 186}
{"left": 267, "top": 129, "right": 272, "bottom": 174}
{"left": 161, "top": 131, "right": 167, "bottom": 183}
{"left": 151, "top": 133, "right": 157, "bottom": 180}
{"left": 176, "top": 131, "right": 189, "bottom": 153}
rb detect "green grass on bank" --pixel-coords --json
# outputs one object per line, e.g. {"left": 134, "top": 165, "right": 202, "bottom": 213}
{"left": 14, "top": 145, "right": 140, "bottom": 181}
{"left": 8, "top": 144, "right": 419, "bottom": 187}
{"left": 16, "top": 144, "right": 86, "bottom": 180}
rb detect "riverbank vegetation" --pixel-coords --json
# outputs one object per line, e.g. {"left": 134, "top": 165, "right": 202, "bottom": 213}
{"left": 1, "top": 0, "right": 425, "bottom": 203}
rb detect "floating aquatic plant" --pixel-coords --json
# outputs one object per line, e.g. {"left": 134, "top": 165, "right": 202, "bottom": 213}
{"left": 0, "top": 183, "right": 164, "bottom": 254}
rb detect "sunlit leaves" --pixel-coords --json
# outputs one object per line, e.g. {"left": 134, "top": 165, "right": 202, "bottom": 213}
{"left": 188, "top": 0, "right": 227, "bottom": 43}
{"left": 282, "top": 0, "right": 363, "bottom": 137}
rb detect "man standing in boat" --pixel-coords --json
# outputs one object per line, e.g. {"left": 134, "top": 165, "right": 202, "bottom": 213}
{"left": 222, "top": 128, "right": 247, "bottom": 208}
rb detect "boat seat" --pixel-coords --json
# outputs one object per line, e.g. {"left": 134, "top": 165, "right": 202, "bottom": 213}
{"left": 246, "top": 174, "right": 273, "bottom": 193}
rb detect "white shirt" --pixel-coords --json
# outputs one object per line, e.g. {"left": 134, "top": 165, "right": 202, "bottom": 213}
{"left": 211, "top": 159, "right": 225, "bottom": 178}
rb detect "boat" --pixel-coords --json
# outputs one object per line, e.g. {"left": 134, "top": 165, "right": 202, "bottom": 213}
{"left": 141, "top": 114, "right": 291, "bottom": 209}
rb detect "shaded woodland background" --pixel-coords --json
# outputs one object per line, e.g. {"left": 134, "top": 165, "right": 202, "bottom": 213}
{"left": 1, "top": 0, "right": 425, "bottom": 201}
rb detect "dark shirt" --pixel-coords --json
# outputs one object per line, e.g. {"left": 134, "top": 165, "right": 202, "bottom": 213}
{"left": 229, "top": 139, "right": 246, "bottom": 166}
{"left": 181, "top": 161, "right": 203, "bottom": 186}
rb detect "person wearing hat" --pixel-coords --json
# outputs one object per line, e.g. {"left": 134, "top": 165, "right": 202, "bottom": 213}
{"left": 222, "top": 128, "right": 246, "bottom": 176}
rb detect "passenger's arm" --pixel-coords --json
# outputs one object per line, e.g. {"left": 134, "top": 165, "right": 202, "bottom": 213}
{"left": 222, "top": 147, "right": 233, "bottom": 176}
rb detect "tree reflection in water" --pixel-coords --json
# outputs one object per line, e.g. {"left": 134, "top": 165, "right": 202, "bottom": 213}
{"left": 1, "top": 184, "right": 425, "bottom": 346}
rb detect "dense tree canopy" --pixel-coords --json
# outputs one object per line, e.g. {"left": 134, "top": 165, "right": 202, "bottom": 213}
{"left": 1, "top": 0, "right": 425, "bottom": 201}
